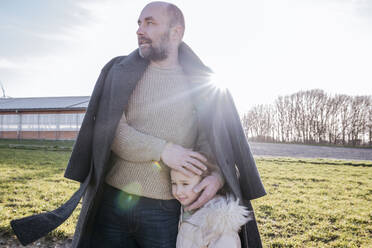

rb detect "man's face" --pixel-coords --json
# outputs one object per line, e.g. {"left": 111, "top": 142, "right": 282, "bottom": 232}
{"left": 137, "top": 4, "right": 172, "bottom": 61}
{"left": 171, "top": 170, "right": 202, "bottom": 206}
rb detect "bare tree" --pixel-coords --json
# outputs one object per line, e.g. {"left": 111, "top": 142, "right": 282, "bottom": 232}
{"left": 367, "top": 97, "right": 372, "bottom": 145}
{"left": 242, "top": 89, "right": 372, "bottom": 147}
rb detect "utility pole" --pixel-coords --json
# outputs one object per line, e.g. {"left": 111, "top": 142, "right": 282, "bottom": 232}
{"left": 0, "top": 80, "right": 6, "bottom": 98}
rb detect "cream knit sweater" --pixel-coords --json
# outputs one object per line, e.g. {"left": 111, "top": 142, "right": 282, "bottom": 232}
{"left": 105, "top": 64, "right": 213, "bottom": 199}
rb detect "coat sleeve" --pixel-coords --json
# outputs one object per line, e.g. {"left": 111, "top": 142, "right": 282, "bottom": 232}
{"left": 223, "top": 90, "right": 266, "bottom": 200}
{"left": 64, "top": 56, "right": 124, "bottom": 183}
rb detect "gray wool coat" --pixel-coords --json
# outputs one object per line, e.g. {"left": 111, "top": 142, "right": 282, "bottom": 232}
{"left": 11, "top": 42, "right": 266, "bottom": 248}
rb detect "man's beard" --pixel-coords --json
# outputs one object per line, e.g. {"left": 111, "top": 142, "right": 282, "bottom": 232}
{"left": 139, "top": 31, "right": 170, "bottom": 61}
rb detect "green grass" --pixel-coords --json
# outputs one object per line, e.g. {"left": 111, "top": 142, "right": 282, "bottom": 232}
{"left": 253, "top": 157, "right": 372, "bottom": 247}
{"left": 0, "top": 147, "right": 79, "bottom": 242}
{"left": 0, "top": 139, "right": 74, "bottom": 153}
{"left": 0, "top": 139, "right": 74, "bottom": 147}
{"left": 0, "top": 147, "right": 371, "bottom": 247}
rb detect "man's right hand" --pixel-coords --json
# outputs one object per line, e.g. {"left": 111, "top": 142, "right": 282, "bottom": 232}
{"left": 161, "top": 143, "right": 208, "bottom": 177}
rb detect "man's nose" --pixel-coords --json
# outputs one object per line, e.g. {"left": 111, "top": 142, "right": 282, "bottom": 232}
{"left": 136, "top": 25, "right": 144, "bottom": 36}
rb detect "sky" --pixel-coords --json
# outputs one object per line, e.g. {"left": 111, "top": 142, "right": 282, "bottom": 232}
{"left": 1, "top": 0, "right": 372, "bottom": 114}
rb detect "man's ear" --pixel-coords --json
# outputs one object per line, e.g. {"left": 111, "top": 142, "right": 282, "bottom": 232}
{"left": 170, "top": 25, "right": 184, "bottom": 42}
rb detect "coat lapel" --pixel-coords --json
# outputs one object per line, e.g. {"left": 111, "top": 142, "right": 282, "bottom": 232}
{"left": 92, "top": 50, "right": 149, "bottom": 179}
{"left": 108, "top": 49, "right": 149, "bottom": 119}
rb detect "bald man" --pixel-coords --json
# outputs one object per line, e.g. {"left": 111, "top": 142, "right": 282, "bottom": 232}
{"left": 90, "top": 2, "right": 224, "bottom": 247}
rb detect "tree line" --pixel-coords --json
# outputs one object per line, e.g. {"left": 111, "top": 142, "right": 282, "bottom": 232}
{"left": 242, "top": 89, "right": 372, "bottom": 147}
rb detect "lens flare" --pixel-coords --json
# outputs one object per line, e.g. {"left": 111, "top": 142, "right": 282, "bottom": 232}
{"left": 116, "top": 183, "right": 141, "bottom": 211}
{"left": 153, "top": 161, "right": 162, "bottom": 170}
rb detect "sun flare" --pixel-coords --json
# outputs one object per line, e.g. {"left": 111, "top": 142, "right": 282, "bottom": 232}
{"left": 208, "top": 72, "right": 229, "bottom": 91}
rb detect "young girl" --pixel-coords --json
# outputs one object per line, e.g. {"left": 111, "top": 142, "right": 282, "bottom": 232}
{"left": 170, "top": 169, "right": 253, "bottom": 248}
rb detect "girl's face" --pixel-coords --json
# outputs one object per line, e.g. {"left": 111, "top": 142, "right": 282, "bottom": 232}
{"left": 171, "top": 170, "right": 202, "bottom": 206}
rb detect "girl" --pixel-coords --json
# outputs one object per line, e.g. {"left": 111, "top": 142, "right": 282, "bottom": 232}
{"left": 170, "top": 169, "right": 253, "bottom": 248}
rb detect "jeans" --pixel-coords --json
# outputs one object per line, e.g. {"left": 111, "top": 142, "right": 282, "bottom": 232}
{"left": 92, "top": 183, "right": 180, "bottom": 248}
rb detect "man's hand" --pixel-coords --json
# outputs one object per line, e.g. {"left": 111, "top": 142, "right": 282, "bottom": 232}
{"left": 184, "top": 172, "right": 223, "bottom": 211}
{"left": 161, "top": 143, "right": 208, "bottom": 177}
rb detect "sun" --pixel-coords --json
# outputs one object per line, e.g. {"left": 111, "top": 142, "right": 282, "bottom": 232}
{"left": 208, "top": 72, "right": 229, "bottom": 91}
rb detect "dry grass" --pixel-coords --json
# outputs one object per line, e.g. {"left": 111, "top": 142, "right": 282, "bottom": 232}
{"left": 0, "top": 147, "right": 371, "bottom": 247}
{"left": 253, "top": 157, "right": 372, "bottom": 247}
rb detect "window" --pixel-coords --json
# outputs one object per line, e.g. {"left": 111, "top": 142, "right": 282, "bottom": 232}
{"left": 0, "top": 112, "right": 86, "bottom": 132}
{"left": 0, "top": 114, "right": 19, "bottom": 131}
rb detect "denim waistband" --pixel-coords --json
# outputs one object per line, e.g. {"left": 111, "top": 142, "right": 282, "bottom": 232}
{"left": 103, "top": 183, "right": 179, "bottom": 206}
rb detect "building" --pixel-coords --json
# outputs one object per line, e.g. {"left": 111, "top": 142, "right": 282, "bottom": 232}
{"left": 0, "top": 96, "right": 89, "bottom": 140}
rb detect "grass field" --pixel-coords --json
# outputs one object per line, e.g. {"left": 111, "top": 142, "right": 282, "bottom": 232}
{"left": 0, "top": 145, "right": 371, "bottom": 247}
{"left": 254, "top": 157, "right": 372, "bottom": 247}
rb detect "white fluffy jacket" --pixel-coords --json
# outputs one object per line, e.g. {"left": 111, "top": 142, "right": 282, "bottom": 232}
{"left": 176, "top": 194, "right": 253, "bottom": 248}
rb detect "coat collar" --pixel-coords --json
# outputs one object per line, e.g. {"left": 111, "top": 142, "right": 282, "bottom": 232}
{"left": 181, "top": 194, "right": 251, "bottom": 237}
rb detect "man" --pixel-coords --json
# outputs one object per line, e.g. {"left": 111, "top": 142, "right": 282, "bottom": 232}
{"left": 90, "top": 2, "right": 225, "bottom": 247}
{"left": 11, "top": 2, "right": 266, "bottom": 248}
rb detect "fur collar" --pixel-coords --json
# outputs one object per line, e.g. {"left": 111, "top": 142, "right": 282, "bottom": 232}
{"left": 185, "top": 194, "right": 253, "bottom": 243}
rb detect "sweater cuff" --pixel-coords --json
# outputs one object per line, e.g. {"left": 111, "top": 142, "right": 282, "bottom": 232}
{"left": 152, "top": 140, "right": 168, "bottom": 161}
